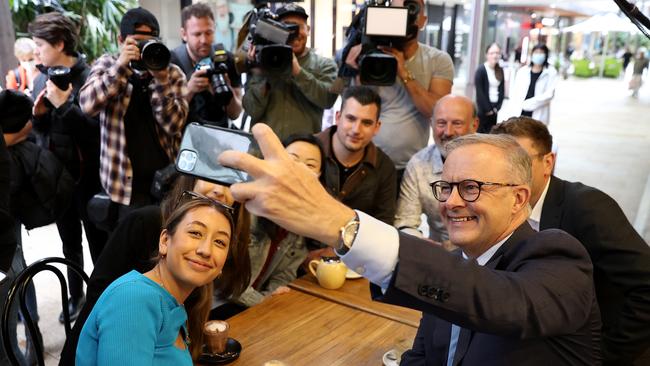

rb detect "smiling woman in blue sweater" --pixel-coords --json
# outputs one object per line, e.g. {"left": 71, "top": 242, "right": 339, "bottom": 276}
{"left": 76, "top": 194, "right": 243, "bottom": 365}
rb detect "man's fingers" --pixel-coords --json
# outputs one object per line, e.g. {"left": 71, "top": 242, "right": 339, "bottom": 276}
{"left": 250, "top": 123, "right": 288, "bottom": 161}
{"left": 218, "top": 150, "right": 266, "bottom": 179}
{"left": 228, "top": 179, "right": 258, "bottom": 203}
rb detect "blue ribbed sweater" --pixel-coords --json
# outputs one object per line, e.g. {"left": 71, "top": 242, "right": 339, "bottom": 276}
{"left": 76, "top": 270, "right": 192, "bottom": 365}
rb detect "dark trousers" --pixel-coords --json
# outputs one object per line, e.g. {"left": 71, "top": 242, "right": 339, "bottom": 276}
{"left": 478, "top": 113, "right": 498, "bottom": 133}
{"left": 56, "top": 188, "right": 108, "bottom": 300}
{"left": 14, "top": 221, "right": 38, "bottom": 321}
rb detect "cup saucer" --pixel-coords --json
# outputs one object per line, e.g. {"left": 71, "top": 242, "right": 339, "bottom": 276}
{"left": 198, "top": 338, "right": 242, "bottom": 365}
{"left": 382, "top": 349, "right": 399, "bottom": 366}
{"left": 346, "top": 268, "right": 363, "bottom": 279}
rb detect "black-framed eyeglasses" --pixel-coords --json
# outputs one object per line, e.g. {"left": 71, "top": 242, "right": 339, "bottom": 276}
{"left": 176, "top": 190, "right": 237, "bottom": 231}
{"left": 430, "top": 180, "right": 521, "bottom": 203}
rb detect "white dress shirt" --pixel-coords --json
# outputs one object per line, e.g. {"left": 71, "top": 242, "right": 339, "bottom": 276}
{"left": 528, "top": 178, "right": 551, "bottom": 232}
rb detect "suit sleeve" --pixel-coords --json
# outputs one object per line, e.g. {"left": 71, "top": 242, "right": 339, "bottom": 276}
{"left": 569, "top": 187, "right": 650, "bottom": 363}
{"left": 381, "top": 230, "right": 595, "bottom": 339}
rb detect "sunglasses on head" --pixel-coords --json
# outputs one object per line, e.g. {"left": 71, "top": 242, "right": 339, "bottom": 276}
{"left": 176, "top": 190, "right": 237, "bottom": 232}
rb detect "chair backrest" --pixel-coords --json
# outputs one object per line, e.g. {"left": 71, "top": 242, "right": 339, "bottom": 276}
{"left": 1, "top": 257, "right": 89, "bottom": 366}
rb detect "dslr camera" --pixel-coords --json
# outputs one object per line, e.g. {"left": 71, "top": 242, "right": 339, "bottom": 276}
{"left": 195, "top": 49, "right": 234, "bottom": 105}
{"left": 47, "top": 66, "right": 72, "bottom": 90}
{"left": 238, "top": 5, "right": 299, "bottom": 76}
{"left": 131, "top": 39, "right": 171, "bottom": 71}
{"left": 340, "top": 0, "right": 421, "bottom": 85}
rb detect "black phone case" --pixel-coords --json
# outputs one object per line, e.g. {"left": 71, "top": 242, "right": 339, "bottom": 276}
{"left": 175, "top": 122, "right": 257, "bottom": 186}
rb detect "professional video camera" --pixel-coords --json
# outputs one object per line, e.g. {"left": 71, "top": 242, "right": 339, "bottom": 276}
{"left": 131, "top": 39, "right": 171, "bottom": 72}
{"left": 340, "top": 0, "right": 422, "bottom": 86}
{"left": 237, "top": 4, "right": 299, "bottom": 76}
{"left": 195, "top": 49, "right": 234, "bottom": 105}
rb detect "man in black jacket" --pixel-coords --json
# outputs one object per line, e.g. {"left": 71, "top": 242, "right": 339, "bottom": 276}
{"left": 29, "top": 12, "right": 107, "bottom": 323}
{"left": 492, "top": 116, "right": 650, "bottom": 365}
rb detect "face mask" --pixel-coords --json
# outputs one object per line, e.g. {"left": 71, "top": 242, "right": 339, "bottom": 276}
{"left": 20, "top": 60, "right": 35, "bottom": 70}
{"left": 531, "top": 53, "right": 546, "bottom": 66}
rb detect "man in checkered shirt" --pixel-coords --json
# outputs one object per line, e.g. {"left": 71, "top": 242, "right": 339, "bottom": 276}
{"left": 80, "top": 7, "right": 188, "bottom": 224}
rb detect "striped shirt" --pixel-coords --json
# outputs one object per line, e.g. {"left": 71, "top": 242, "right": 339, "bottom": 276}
{"left": 79, "top": 55, "right": 188, "bottom": 205}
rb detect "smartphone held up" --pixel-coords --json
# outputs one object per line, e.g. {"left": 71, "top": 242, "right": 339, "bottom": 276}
{"left": 176, "top": 123, "right": 259, "bottom": 186}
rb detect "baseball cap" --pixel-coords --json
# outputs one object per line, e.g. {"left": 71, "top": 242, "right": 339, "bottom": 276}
{"left": 276, "top": 3, "right": 308, "bottom": 20}
{"left": 0, "top": 90, "right": 33, "bottom": 134}
{"left": 120, "top": 7, "right": 160, "bottom": 39}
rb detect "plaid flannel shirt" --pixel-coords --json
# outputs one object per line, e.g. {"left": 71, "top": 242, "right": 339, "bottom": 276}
{"left": 80, "top": 55, "right": 188, "bottom": 205}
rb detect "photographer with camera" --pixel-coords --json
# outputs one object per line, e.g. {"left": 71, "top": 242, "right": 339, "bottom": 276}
{"left": 28, "top": 12, "right": 108, "bottom": 324}
{"left": 341, "top": 0, "right": 453, "bottom": 186}
{"left": 80, "top": 8, "right": 188, "bottom": 223}
{"left": 171, "top": 3, "right": 242, "bottom": 128}
{"left": 242, "top": 4, "right": 338, "bottom": 140}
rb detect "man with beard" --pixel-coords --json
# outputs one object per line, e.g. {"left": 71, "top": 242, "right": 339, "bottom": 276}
{"left": 307, "top": 86, "right": 395, "bottom": 266}
{"left": 171, "top": 3, "right": 242, "bottom": 127}
{"left": 394, "top": 95, "right": 478, "bottom": 245}
{"left": 316, "top": 86, "right": 396, "bottom": 224}
{"left": 243, "top": 3, "right": 338, "bottom": 140}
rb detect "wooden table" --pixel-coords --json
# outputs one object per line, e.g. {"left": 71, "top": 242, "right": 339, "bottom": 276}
{"left": 225, "top": 283, "right": 418, "bottom": 365}
{"left": 289, "top": 274, "right": 421, "bottom": 328}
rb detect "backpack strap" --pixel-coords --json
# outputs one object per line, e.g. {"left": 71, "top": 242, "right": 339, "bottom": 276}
{"left": 13, "top": 68, "right": 22, "bottom": 89}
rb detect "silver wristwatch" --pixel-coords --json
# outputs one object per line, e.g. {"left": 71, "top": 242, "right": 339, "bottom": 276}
{"left": 335, "top": 212, "right": 360, "bottom": 256}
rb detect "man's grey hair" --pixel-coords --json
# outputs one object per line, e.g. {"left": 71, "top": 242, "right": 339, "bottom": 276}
{"left": 445, "top": 134, "right": 532, "bottom": 185}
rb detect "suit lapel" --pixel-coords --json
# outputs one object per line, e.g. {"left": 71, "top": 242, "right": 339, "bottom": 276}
{"left": 450, "top": 257, "right": 504, "bottom": 365}
{"left": 432, "top": 317, "right": 453, "bottom": 363}
{"left": 449, "top": 227, "right": 534, "bottom": 365}
{"left": 540, "top": 176, "right": 564, "bottom": 230}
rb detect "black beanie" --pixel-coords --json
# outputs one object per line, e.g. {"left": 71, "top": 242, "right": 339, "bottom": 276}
{"left": 120, "top": 7, "right": 160, "bottom": 39}
{"left": 0, "top": 90, "right": 33, "bottom": 133}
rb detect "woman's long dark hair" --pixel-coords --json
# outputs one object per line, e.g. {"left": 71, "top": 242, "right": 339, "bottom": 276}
{"left": 161, "top": 175, "right": 251, "bottom": 360}
{"left": 485, "top": 42, "right": 504, "bottom": 82}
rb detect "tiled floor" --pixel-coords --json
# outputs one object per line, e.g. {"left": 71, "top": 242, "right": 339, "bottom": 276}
{"left": 15, "top": 75, "right": 650, "bottom": 365}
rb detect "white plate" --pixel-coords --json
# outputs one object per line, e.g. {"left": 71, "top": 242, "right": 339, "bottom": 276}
{"left": 382, "top": 349, "right": 399, "bottom": 366}
{"left": 346, "top": 268, "right": 363, "bottom": 279}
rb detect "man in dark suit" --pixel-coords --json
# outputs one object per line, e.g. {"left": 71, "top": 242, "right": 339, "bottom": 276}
{"left": 492, "top": 116, "right": 650, "bottom": 365}
{"left": 219, "top": 124, "right": 601, "bottom": 365}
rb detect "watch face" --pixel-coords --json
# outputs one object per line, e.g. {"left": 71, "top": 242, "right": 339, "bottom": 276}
{"left": 343, "top": 222, "right": 360, "bottom": 245}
